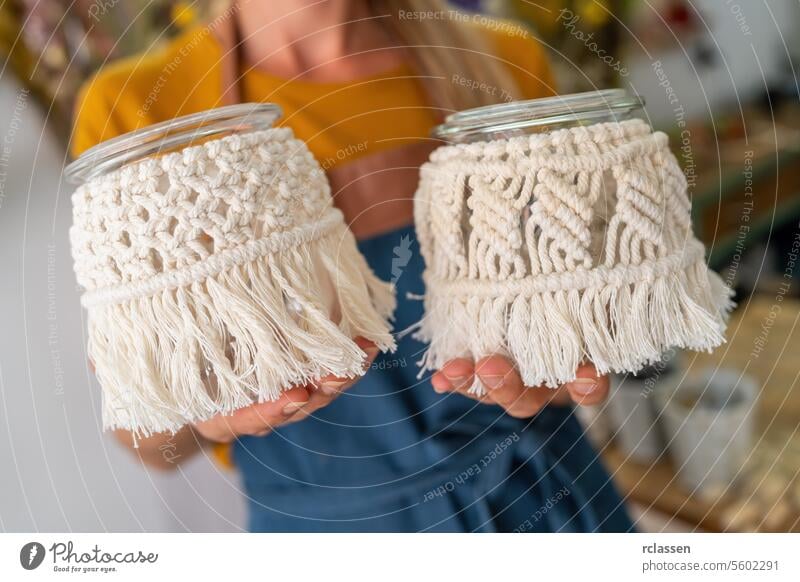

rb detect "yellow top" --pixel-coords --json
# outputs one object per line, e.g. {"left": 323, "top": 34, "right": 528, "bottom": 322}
{"left": 71, "top": 19, "right": 556, "bottom": 466}
{"left": 71, "top": 21, "right": 555, "bottom": 159}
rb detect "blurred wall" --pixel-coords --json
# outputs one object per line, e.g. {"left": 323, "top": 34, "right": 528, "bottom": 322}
{"left": 627, "top": 0, "right": 800, "bottom": 126}
{"left": 0, "top": 74, "right": 246, "bottom": 532}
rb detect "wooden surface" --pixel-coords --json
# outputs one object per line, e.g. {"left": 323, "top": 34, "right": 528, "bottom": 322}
{"left": 603, "top": 297, "right": 800, "bottom": 532}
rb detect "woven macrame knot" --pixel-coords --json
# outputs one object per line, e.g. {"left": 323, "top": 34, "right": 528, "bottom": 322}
{"left": 414, "top": 119, "right": 733, "bottom": 392}
{"left": 72, "top": 129, "right": 332, "bottom": 301}
{"left": 70, "top": 127, "right": 396, "bottom": 435}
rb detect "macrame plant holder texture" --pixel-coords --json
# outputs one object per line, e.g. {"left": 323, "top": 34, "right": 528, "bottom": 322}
{"left": 414, "top": 90, "right": 733, "bottom": 393}
{"left": 66, "top": 104, "right": 395, "bottom": 436}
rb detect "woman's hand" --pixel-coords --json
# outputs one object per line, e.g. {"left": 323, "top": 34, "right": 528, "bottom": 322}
{"left": 431, "top": 356, "right": 609, "bottom": 418}
{"left": 193, "top": 337, "right": 379, "bottom": 443}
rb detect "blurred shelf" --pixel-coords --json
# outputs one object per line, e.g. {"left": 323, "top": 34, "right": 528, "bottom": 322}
{"left": 707, "top": 193, "right": 800, "bottom": 269}
{"left": 688, "top": 123, "right": 800, "bottom": 270}
{"left": 603, "top": 297, "right": 800, "bottom": 532}
{"left": 692, "top": 146, "right": 800, "bottom": 217}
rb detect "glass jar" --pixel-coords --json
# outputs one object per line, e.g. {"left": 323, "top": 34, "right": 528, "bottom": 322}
{"left": 66, "top": 102, "right": 398, "bottom": 434}
{"left": 429, "top": 89, "right": 647, "bottom": 263}
{"left": 431, "top": 88, "right": 645, "bottom": 144}
{"left": 65, "top": 103, "right": 327, "bottom": 321}
{"left": 65, "top": 103, "right": 282, "bottom": 183}
{"left": 413, "top": 88, "right": 730, "bottom": 392}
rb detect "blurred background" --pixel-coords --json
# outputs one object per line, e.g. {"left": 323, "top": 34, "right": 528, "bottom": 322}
{"left": 1, "top": 0, "right": 799, "bottom": 532}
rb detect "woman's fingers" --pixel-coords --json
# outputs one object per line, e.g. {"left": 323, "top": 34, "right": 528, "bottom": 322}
{"left": 562, "top": 362, "right": 609, "bottom": 405}
{"left": 194, "top": 386, "right": 312, "bottom": 443}
{"left": 434, "top": 358, "right": 474, "bottom": 393}
{"left": 433, "top": 356, "right": 548, "bottom": 414}
{"left": 432, "top": 360, "right": 496, "bottom": 403}
{"left": 193, "top": 337, "right": 380, "bottom": 441}
{"left": 288, "top": 382, "right": 345, "bottom": 422}
{"left": 286, "top": 337, "right": 380, "bottom": 422}
{"left": 475, "top": 356, "right": 551, "bottom": 417}
{"left": 314, "top": 337, "right": 379, "bottom": 396}
{"left": 433, "top": 356, "right": 610, "bottom": 416}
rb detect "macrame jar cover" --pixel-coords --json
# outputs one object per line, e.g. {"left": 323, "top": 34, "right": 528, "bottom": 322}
{"left": 70, "top": 125, "right": 396, "bottom": 435}
{"left": 414, "top": 119, "right": 733, "bottom": 392}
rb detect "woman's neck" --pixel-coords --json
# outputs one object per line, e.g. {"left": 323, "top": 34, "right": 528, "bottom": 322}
{"left": 233, "top": 0, "right": 403, "bottom": 82}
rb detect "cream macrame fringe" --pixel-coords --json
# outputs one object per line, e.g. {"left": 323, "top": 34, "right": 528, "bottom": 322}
{"left": 414, "top": 119, "right": 733, "bottom": 393}
{"left": 87, "top": 222, "right": 395, "bottom": 435}
{"left": 71, "top": 128, "right": 396, "bottom": 435}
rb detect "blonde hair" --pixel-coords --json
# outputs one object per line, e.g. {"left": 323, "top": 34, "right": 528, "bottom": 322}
{"left": 371, "top": 0, "right": 522, "bottom": 114}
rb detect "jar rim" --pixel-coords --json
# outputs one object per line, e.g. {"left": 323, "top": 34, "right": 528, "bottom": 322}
{"left": 64, "top": 102, "right": 282, "bottom": 184}
{"left": 432, "top": 89, "right": 644, "bottom": 142}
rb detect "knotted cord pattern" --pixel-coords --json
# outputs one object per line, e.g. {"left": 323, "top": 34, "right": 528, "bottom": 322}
{"left": 419, "top": 120, "right": 683, "bottom": 283}
{"left": 70, "top": 128, "right": 396, "bottom": 435}
{"left": 415, "top": 120, "right": 732, "bottom": 390}
{"left": 71, "top": 128, "right": 332, "bottom": 297}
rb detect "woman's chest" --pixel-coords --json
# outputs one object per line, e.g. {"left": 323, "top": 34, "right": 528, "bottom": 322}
{"left": 242, "top": 72, "right": 438, "bottom": 239}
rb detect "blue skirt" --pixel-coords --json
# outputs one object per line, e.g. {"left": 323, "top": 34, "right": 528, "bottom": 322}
{"left": 233, "top": 226, "right": 633, "bottom": 532}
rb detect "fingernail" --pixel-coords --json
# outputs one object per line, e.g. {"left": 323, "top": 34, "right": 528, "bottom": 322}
{"left": 444, "top": 375, "right": 469, "bottom": 390}
{"left": 570, "top": 378, "right": 598, "bottom": 395}
{"left": 480, "top": 375, "right": 505, "bottom": 390}
{"left": 282, "top": 401, "right": 308, "bottom": 416}
{"left": 320, "top": 380, "right": 346, "bottom": 396}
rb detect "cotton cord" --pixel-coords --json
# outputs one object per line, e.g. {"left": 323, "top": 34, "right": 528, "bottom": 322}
{"left": 414, "top": 119, "right": 733, "bottom": 393}
{"left": 71, "top": 128, "right": 396, "bottom": 436}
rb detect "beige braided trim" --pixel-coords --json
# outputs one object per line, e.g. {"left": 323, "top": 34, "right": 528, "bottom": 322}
{"left": 424, "top": 239, "right": 705, "bottom": 297}
{"left": 81, "top": 207, "right": 343, "bottom": 307}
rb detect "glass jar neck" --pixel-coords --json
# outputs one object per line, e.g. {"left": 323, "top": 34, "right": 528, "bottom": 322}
{"left": 432, "top": 89, "right": 645, "bottom": 145}
{"left": 64, "top": 103, "right": 282, "bottom": 184}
